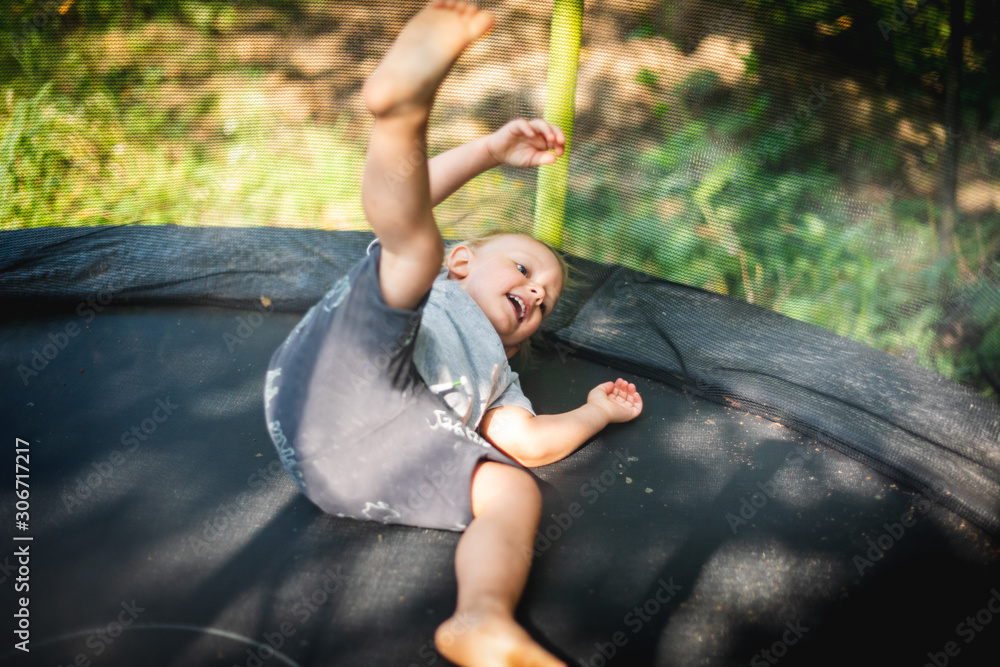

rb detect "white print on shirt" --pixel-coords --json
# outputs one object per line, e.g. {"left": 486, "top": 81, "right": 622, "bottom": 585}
{"left": 322, "top": 275, "right": 351, "bottom": 312}
{"left": 361, "top": 501, "right": 401, "bottom": 523}
{"left": 282, "top": 275, "right": 350, "bottom": 347}
{"left": 268, "top": 419, "right": 300, "bottom": 482}
{"left": 264, "top": 368, "right": 281, "bottom": 409}
{"left": 427, "top": 409, "right": 489, "bottom": 448}
{"left": 287, "top": 304, "right": 317, "bottom": 342}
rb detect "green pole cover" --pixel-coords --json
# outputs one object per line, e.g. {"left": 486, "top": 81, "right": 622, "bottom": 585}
{"left": 533, "top": 0, "right": 583, "bottom": 248}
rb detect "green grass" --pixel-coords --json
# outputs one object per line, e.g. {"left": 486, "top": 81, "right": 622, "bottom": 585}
{"left": 559, "top": 73, "right": 1000, "bottom": 396}
{"left": 0, "top": 73, "right": 540, "bottom": 232}
{"left": 0, "top": 79, "right": 364, "bottom": 228}
{"left": 0, "top": 21, "right": 996, "bottom": 397}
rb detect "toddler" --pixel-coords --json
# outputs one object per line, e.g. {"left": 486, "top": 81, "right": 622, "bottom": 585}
{"left": 264, "top": 2, "right": 643, "bottom": 665}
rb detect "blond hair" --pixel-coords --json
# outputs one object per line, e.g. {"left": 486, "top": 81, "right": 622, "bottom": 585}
{"left": 444, "top": 229, "right": 575, "bottom": 364}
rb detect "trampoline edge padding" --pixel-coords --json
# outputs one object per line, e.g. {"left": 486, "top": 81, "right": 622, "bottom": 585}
{"left": 2, "top": 223, "right": 999, "bottom": 535}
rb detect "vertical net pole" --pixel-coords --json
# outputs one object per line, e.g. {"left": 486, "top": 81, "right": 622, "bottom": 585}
{"left": 533, "top": 0, "right": 583, "bottom": 248}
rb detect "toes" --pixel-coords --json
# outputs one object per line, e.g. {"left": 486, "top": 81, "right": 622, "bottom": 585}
{"left": 469, "top": 10, "right": 495, "bottom": 37}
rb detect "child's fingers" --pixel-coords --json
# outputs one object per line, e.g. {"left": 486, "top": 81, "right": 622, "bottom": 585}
{"left": 536, "top": 119, "right": 566, "bottom": 147}
{"left": 523, "top": 118, "right": 562, "bottom": 149}
{"left": 527, "top": 117, "right": 562, "bottom": 135}
{"left": 534, "top": 152, "right": 557, "bottom": 166}
{"left": 510, "top": 117, "right": 536, "bottom": 137}
{"left": 549, "top": 124, "right": 566, "bottom": 149}
{"left": 615, "top": 379, "right": 640, "bottom": 401}
{"left": 525, "top": 118, "right": 553, "bottom": 140}
{"left": 548, "top": 122, "right": 566, "bottom": 146}
{"left": 594, "top": 378, "right": 641, "bottom": 420}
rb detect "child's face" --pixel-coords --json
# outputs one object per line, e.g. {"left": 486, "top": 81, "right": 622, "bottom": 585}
{"left": 446, "top": 234, "right": 563, "bottom": 358}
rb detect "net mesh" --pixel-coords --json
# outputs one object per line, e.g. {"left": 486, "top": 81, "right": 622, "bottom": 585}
{"left": 2, "top": 5, "right": 1000, "bottom": 662}
{"left": 2, "top": 0, "right": 997, "bottom": 397}
{"left": 2, "top": 223, "right": 998, "bottom": 534}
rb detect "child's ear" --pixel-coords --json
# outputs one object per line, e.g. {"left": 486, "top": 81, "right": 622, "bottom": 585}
{"left": 446, "top": 245, "right": 474, "bottom": 279}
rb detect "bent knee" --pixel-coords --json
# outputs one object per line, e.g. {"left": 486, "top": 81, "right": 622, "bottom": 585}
{"left": 471, "top": 462, "right": 541, "bottom": 517}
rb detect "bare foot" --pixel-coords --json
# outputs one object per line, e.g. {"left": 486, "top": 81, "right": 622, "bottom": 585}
{"left": 363, "top": 0, "right": 494, "bottom": 117}
{"left": 435, "top": 606, "right": 566, "bottom": 667}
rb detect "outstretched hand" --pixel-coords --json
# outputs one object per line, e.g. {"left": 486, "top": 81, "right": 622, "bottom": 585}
{"left": 486, "top": 118, "right": 566, "bottom": 168}
{"left": 588, "top": 378, "right": 643, "bottom": 424}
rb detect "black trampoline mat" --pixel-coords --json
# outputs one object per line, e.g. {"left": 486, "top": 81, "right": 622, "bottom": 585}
{"left": 2, "top": 304, "right": 998, "bottom": 667}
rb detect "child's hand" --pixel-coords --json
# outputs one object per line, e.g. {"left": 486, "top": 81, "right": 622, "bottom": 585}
{"left": 486, "top": 118, "right": 566, "bottom": 168}
{"left": 588, "top": 378, "right": 643, "bottom": 424}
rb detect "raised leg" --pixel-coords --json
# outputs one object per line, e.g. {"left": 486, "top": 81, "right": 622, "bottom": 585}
{"left": 435, "top": 462, "right": 566, "bottom": 667}
{"left": 360, "top": 1, "right": 494, "bottom": 312}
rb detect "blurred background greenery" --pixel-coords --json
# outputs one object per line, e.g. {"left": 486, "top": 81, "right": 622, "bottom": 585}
{"left": 0, "top": 0, "right": 997, "bottom": 397}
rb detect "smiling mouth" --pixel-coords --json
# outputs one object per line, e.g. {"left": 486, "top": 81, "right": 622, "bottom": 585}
{"left": 507, "top": 293, "right": 525, "bottom": 322}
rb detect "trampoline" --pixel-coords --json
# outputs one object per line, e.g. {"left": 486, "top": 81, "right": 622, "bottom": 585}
{"left": 2, "top": 1, "right": 1000, "bottom": 666}
{"left": 2, "top": 225, "right": 998, "bottom": 666}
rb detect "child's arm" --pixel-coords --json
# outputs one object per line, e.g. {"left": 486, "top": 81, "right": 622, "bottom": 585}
{"left": 480, "top": 379, "right": 643, "bottom": 468}
{"left": 428, "top": 118, "right": 565, "bottom": 207}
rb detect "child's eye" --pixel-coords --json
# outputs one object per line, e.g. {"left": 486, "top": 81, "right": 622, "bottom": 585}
{"left": 515, "top": 263, "right": 528, "bottom": 276}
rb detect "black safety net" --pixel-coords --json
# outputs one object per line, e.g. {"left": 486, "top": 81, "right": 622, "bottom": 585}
{"left": 2, "top": 1, "right": 1000, "bottom": 666}
{"left": 2, "top": 223, "right": 999, "bottom": 667}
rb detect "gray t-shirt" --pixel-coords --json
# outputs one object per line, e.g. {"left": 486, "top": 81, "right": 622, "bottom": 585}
{"left": 412, "top": 272, "right": 535, "bottom": 429}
